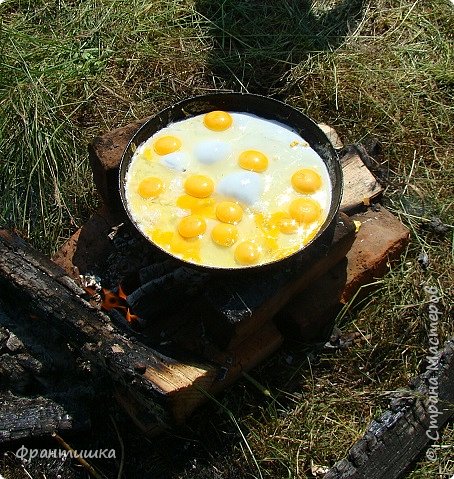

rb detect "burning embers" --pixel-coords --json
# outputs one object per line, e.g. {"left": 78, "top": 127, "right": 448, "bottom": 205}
{"left": 101, "top": 259, "right": 209, "bottom": 328}
{"left": 81, "top": 223, "right": 210, "bottom": 331}
{"left": 101, "top": 286, "right": 140, "bottom": 325}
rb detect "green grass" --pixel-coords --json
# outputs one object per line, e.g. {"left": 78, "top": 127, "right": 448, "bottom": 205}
{"left": 1, "top": 0, "right": 453, "bottom": 477}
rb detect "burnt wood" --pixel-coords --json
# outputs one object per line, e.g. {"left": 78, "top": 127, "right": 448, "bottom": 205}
{"left": 0, "top": 230, "right": 218, "bottom": 428}
{"left": 324, "top": 340, "right": 454, "bottom": 479}
{"left": 127, "top": 266, "right": 209, "bottom": 318}
{"left": 0, "top": 307, "right": 94, "bottom": 442}
{"left": 0, "top": 393, "right": 76, "bottom": 443}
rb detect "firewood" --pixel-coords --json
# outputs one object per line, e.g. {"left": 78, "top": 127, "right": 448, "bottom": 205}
{"left": 0, "top": 311, "right": 92, "bottom": 442}
{"left": 0, "top": 392, "right": 75, "bottom": 443}
{"left": 126, "top": 266, "right": 209, "bottom": 318}
{"left": 0, "top": 230, "right": 218, "bottom": 427}
{"left": 340, "top": 150, "right": 383, "bottom": 212}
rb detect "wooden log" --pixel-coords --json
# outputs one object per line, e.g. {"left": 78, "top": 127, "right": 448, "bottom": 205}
{"left": 318, "top": 123, "right": 344, "bottom": 150}
{"left": 324, "top": 339, "right": 454, "bottom": 479}
{"left": 112, "top": 320, "right": 284, "bottom": 434}
{"left": 0, "top": 306, "right": 93, "bottom": 442}
{"left": 340, "top": 150, "right": 383, "bottom": 213}
{"left": 0, "top": 392, "right": 75, "bottom": 443}
{"left": 0, "top": 229, "right": 287, "bottom": 431}
{"left": 0, "top": 230, "right": 218, "bottom": 427}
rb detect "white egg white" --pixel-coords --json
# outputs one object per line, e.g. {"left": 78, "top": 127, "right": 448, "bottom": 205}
{"left": 160, "top": 152, "right": 189, "bottom": 172}
{"left": 217, "top": 171, "right": 263, "bottom": 206}
{"left": 194, "top": 140, "right": 232, "bottom": 165}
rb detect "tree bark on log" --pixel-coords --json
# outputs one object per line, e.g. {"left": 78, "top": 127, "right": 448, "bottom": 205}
{"left": 0, "top": 230, "right": 218, "bottom": 429}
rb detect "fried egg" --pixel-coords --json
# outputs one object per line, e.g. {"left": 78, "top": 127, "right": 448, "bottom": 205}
{"left": 125, "top": 111, "right": 332, "bottom": 268}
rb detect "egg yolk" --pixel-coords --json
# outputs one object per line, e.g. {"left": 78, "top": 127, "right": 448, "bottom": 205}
{"left": 184, "top": 175, "right": 214, "bottom": 198}
{"left": 178, "top": 215, "right": 206, "bottom": 238}
{"left": 234, "top": 241, "right": 260, "bottom": 265}
{"left": 203, "top": 111, "right": 233, "bottom": 131}
{"left": 278, "top": 215, "right": 299, "bottom": 234}
{"left": 177, "top": 195, "right": 216, "bottom": 218}
{"left": 256, "top": 212, "right": 292, "bottom": 238}
{"left": 170, "top": 234, "right": 201, "bottom": 262}
{"left": 211, "top": 223, "right": 238, "bottom": 247}
{"left": 137, "top": 177, "right": 164, "bottom": 199}
{"left": 238, "top": 150, "right": 268, "bottom": 173}
{"left": 291, "top": 169, "right": 322, "bottom": 193}
{"left": 152, "top": 230, "right": 201, "bottom": 262}
{"left": 154, "top": 136, "right": 182, "bottom": 155}
{"left": 142, "top": 146, "right": 154, "bottom": 161}
{"left": 215, "top": 201, "right": 243, "bottom": 224}
{"left": 289, "top": 198, "right": 321, "bottom": 224}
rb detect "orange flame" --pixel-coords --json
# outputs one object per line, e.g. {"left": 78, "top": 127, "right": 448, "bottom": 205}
{"left": 126, "top": 308, "right": 140, "bottom": 324}
{"left": 117, "top": 284, "right": 128, "bottom": 301}
{"left": 101, "top": 287, "right": 140, "bottom": 325}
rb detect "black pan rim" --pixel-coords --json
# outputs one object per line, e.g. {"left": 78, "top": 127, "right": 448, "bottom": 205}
{"left": 118, "top": 92, "right": 343, "bottom": 273}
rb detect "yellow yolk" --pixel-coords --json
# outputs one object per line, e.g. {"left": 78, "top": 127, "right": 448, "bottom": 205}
{"left": 215, "top": 201, "right": 243, "bottom": 224}
{"left": 238, "top": 150, "right": 268, "bottom": 173}
{"left": 211, "top": 223, "right": 238, "bottom": 247}
{"left": 177, "top": 195, "right": 216, "bottom": 218}
{"left": 184, "top": 175, "right": 214, "bottom": 198}
{"left": 142, "top": 147, "right": 154, "bottom": 161}
{"left": 289, "top": 198, "right": 321, "bottom": 224}
{"left": 178, "top": 215, "right": 206, "bottom": 238}
{"left": 203, "top": 111, "right": 233, "bottom": 131}
{"left": 170, "top": 235, "right": 201, "bottom": 262}
{"left": 278, "top": 215, "right": 299, "bottom": 234}
{"left": 137, "top": 177, "right": 164, "bottom": 199}
{"left": 234, "top": 241, "right": 260, "bottom": 265}
{"left": 291, "top": 169, "right": 322, "bottom": 193}
{"left": 255, "top": 212, "right": 290, "bottom": 238}
{"left": 151, "top": 230, "right": 201, "bottom": 263}
{"left": 154, "top": 136, "right": 182, "bottom": 155}
{"left": 256, "top": 211, "right": 297, "bottom": 236}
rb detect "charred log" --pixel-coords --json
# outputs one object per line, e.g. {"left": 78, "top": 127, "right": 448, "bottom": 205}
{"left": 0, "top": 392, "right": 75, "bottom": 443}
{"left": 0, "top": 230, "right": 218, "bottom": 430}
